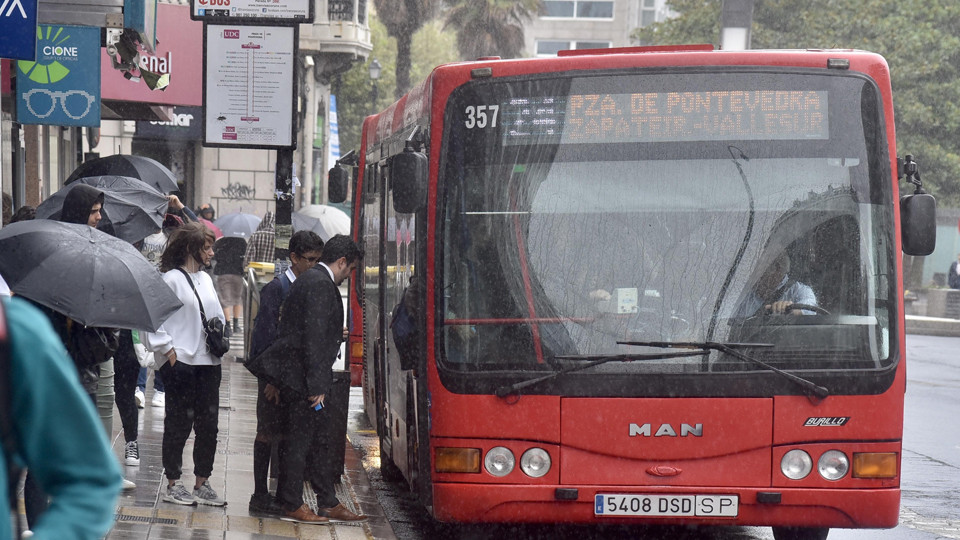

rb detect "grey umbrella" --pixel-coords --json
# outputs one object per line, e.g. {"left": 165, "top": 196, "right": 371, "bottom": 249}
{"left": 0, "top": 220, "right": 182, "bottom": 332}
{"left": 36, "top": 176, "right": 169, "bottom": 244}
{"left": 66, "top": 154, "right": 180, "bottom": 194}
{"left": 214, "top": 211, "right": 261, "bottom": 239}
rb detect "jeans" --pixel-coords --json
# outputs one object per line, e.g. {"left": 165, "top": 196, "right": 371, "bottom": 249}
{"left": 159, "top": 362, "right": 221, "bottom": 480}
{"left": 137, "top": 366, "right": 165, "bottom": 392}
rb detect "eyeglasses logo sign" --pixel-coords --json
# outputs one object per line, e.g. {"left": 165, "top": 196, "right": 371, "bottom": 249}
{"left": 16, "top": 24, "right": 101, "bottom": 127}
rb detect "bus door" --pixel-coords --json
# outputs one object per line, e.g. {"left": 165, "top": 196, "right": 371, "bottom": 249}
{"left": 382, "top": 160, "right": 416, "bottom": 477}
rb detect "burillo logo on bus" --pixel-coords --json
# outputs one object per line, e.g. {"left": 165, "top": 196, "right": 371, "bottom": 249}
{"left": 335, "top": 45, "right": 936, "bottom": 540}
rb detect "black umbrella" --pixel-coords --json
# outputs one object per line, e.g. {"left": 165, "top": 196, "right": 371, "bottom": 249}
{"left": 0, "top": 220, "right": 183, "bottom": 332}
{"left": 36, "top": 176, "right": 169, "bottom": 244}
{"left": 66, "top": 154, "right": 180, "bottom": 194}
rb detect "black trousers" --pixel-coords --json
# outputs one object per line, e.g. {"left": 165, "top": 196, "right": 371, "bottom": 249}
{"left": 306, "top": 407, "right": 341, "bottom": 509}
{"left": 114, "top": 330, "right": 139, "bottom": 442}
{"left": 275, "top": 397, "right": 340, "bottom": 510}
{"left": 159, "top": 362, "right": 221, "bottom": 480}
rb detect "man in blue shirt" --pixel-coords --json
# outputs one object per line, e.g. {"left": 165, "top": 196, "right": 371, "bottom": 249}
{"left": 735, "top": 253, "right": 818, "bottom": 317}
{"left": 1, "top": 296, "right": 122, "bottom": 539}
{"left": 247, "top": 231, "right": 324, "bottom": 516}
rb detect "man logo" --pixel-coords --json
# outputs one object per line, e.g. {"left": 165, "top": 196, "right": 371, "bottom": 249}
{"left": 17, "top": 26, "right": 75, "bottom": 84}
{"left": 629, "top": 423, "right": 703, "bottom": 437}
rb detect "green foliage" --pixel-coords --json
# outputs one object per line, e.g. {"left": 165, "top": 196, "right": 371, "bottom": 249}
{"left": 444, "top": 0, "right": 542, "bottom": 60}
{"left": 334, "top": 13, "right": 459, "bottom": 155}
{"left": 633, "top": 0, "right": 960, "bottom": 205}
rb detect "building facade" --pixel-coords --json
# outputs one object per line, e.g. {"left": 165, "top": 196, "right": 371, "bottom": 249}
{"left": 523, "top": 0, "right": 672, "bottom": 57}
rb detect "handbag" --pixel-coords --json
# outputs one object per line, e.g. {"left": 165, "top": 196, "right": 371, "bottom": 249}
{"left": 176, "top": 268, "right": 231, "bottom": 358}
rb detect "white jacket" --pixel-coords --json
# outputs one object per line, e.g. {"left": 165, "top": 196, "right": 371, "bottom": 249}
{"left": 144, "top": 268, "right": 226, "bottom": 366}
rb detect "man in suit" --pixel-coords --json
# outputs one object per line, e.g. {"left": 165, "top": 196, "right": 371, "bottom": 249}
{"left": 255, "top": 234, "right": 365, "bottom": 524}
{"left": 949, "top": 253, "right": 960, "bottom": 289}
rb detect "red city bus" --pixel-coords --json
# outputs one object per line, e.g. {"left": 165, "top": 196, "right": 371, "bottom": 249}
{"left": 329, "top": 46, "right": 936, "bottom": 539}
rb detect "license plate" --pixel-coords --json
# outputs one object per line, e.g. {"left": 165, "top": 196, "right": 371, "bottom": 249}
{"left": 595, "top": 494, "right": 738, "bottom": 517}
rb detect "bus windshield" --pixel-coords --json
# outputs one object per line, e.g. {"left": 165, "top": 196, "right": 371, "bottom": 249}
{"left": 438, "top": 69, "right": 897, "bottom": 388}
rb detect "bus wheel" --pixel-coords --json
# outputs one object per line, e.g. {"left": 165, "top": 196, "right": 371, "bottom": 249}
{"left": 772, "top": 527, "right": 829, "bottom": 540}
{"left": 379, "top": 435, "right": 404, "bottom": 483}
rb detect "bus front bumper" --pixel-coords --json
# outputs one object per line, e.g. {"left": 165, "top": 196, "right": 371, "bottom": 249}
{"left": 432, "top": 484, "right": 900, "bottom": 527}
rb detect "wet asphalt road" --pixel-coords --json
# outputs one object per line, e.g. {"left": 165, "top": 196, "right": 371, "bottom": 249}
{"left": 347, "top": 334, "right": 960, "bottom": 539}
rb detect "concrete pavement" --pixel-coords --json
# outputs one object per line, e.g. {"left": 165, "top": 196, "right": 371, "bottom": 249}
{"left": 105, "top": 327, "right": 397, "bottom": 540}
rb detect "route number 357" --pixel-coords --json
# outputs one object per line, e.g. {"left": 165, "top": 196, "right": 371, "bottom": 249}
{"left": 464, "top": 105, "right": 499, "bottom": 129}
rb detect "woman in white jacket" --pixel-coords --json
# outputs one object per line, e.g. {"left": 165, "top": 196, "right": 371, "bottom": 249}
{"left": 145, "top": 222, "right": 227, "bottom": 507}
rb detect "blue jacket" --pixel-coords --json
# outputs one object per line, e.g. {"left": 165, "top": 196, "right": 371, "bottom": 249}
{"left": 249, "top": 272, "right": 293, "bottom": 360}
{"left": 1, "top": 297, "right": 122, "bottom": 539}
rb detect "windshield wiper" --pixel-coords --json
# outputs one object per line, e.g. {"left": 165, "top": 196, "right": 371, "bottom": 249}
{"left": 494, "top": 351, "right": 706, "bottom": 398}
{"left": 618, "top": 340, "right": 829, "bottom": 401}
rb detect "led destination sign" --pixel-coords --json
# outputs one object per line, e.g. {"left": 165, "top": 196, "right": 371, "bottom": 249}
{"left": 501, "top": 90, "right": 829, "bottom": 145}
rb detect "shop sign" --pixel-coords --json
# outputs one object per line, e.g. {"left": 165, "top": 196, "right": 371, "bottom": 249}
{"left": 16, "top": 24, "right": 100, "bottom": 126}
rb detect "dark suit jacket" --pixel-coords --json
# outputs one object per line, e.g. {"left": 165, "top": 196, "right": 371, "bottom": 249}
{"left": 950, "top": 261, "right": 960, "bottom": 289}
{"left": 248, "top": 266, "right": 342, "bottom": 398}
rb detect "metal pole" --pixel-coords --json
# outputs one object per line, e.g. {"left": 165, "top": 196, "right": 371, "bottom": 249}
{"left": 274, "top": 147, "right": 294, "bottom": 272}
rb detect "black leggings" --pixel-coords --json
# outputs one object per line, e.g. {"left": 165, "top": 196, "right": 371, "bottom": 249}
{"left": 114, "top": 330, "right": 139, "bottom": 442}
{"left": 159, "top": 362, "right": 221, "bottom": 480}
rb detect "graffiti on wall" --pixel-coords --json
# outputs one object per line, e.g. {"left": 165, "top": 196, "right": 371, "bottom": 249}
{"left": 222, "top": 182, "right": 255, "bottom": 201}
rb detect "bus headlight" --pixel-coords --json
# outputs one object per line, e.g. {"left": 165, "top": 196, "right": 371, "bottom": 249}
{"left": 484, "top": 447, "right": 515, "bottom": 477}
{"left": 818, "top": 450, "right": 849, "bottom": 480}
{"left": 781, "top": 449, "right": 812, "bottom": 480}
{"left": 520, "top": 448, "right": 551, "bottom": 478}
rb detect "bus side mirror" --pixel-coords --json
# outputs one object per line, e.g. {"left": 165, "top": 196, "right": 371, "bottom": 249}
{"left": 328, "top": 164, "right": 349, "bottom": 203}
{"left": 391, "top": 149, "right": 427, "bottom": 214}
{"left": 901, "top": 192, "right": 936, "bottom": 256}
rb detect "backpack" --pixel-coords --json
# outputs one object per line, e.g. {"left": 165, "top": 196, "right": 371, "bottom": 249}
{"left": 390, "top": 290, "right": 417, "bottom": 365}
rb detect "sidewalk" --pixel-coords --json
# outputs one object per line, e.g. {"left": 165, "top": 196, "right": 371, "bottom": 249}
{"left": 106, "top": 328, "right": 397, "bottom": 540}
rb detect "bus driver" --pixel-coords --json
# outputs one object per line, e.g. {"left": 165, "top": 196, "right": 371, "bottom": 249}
{"left": 735, "top": 253, "right": 818, "bottom": 317}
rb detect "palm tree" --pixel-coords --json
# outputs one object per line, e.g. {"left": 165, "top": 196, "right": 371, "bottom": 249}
{"left": 373, "top": 0, "right": 442, "bottom": 97}
{"left": 444, "top": 0, "right": 542, "bottom": 60}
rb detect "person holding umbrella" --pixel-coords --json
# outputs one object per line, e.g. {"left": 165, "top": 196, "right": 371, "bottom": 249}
{"left": 20, "top": 184, "right": 124, "bottom": 528}
{"left": 143, "top": 222, "right": 228, "bottom": 507}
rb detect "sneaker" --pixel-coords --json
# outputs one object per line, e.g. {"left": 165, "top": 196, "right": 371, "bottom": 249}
{"left": 163, "top": 480, "right": 196, "bottom": 505}
{"left": 152, "top": 390, "right": 165, "bottom": 408}
{"left": 134, "top": 388, "right": 145, "bottom": 409}
{"left": 122, "top": 478, "right": 136, "bottom": 490}
{"left": 194, "top": 480, "right": 227, "bottom": 506}
{"left": 124, "top": 440, "right": 140, "bottom": 466}
{"left": 233, "top": 320, "right": 240, "bottom": 333}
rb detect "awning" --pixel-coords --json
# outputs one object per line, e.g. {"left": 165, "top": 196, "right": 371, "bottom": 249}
{"left": 101, "top": 100, "right": 174, "bottom": 122}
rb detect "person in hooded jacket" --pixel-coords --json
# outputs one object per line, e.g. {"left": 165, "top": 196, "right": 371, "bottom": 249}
{"left": 23, "top": 183, "right": 129, "bottom": 529}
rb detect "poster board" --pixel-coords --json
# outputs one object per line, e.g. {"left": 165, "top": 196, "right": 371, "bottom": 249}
{"left": 202, "top": 23, "right": 296, "bottom": 148}
{"left": 190, "top": 0, "right": 313, "bottom": 23}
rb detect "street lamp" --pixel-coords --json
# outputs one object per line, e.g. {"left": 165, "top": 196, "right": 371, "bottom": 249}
{"left": 369, "top": 58, "right": 381, "bottom": 114}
